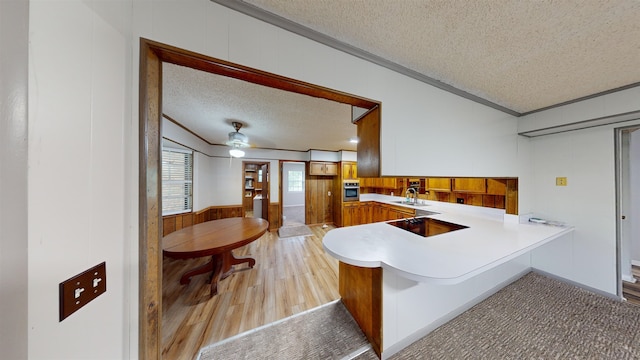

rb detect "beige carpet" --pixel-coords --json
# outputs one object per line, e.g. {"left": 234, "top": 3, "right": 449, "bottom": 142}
{"left": 356, "top": 272, "right": 640, "bottom": 359}
{"left": 198, "top": 300, "right": 370, "bottom": 360}
{"left": 277, "top": 225, "right": 313, "bottom": 238}
{"left": 199, "top": 272, "right": 640, "bottom": 360}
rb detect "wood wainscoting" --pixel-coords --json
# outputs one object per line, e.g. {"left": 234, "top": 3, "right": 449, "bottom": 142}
{"left": 163, "top": 204, "right": 282, "bottom": 236}
{"left": 162, "top": 205, "right": 243, "bottom": 236}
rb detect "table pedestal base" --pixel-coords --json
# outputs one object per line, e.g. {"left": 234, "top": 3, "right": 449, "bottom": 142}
{"left": 179, "top": 251, "right": 256, "bottom": 297}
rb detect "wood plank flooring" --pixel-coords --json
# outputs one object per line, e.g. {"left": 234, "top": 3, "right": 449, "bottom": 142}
{"left": 623, "top": 265, "right": 640, "bottom": 306}
{"left": 161, "top": 224, "right": 339, "bottom": 360}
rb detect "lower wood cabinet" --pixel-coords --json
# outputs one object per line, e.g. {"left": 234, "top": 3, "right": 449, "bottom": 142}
{"left": 342, "top": 201, "right": 415, "bottom": 227}
{"left": 359, "top": 202, "right": 372, "bottom": 225}
{"left": 342, "top": 202, "right": 360, "bottom": 227}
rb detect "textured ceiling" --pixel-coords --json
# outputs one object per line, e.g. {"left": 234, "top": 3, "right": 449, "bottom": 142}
{"left": 163, "top": 63, "right": 356, "bottom": 152}
{"left": 239, "top": 0, "right": 640, "bottom": 114}
{"left": 166, "top": 0, "right": 640, "bottom": 154}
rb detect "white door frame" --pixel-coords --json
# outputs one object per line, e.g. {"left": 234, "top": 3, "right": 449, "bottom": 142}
{"left": 615, "top": 125, "right": 640, "bottom": 297}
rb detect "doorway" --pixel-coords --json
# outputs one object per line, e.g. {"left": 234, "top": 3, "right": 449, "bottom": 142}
{"left": 243, "top": 161, "right": 269, "bottom": 219}
{"left": 617, "top": 125, "right": 640, "bottom": 304}
{"left": 139, "top": 39, "right": 380, "bottom": 358}
{"left": 281, "top": 162, "right": 306, "bottom": 227}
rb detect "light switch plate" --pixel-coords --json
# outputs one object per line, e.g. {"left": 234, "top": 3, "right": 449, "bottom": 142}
{"left": 59, "top": 262, "right": 107, "bottom": 321}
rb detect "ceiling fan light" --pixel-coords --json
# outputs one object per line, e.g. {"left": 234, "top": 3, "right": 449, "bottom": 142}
{"left": 229, "top": 148, "right": 245, "bottom": 158}
{"left": 226, "top": 131, "right": 249, "bottom": 147}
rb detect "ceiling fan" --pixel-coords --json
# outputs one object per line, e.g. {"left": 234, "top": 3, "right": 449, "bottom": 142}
{"left": 225, "top": 121, "right": 250, "bottom": 158}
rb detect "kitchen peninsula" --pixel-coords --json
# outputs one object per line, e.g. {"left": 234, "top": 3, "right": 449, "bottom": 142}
{"left": 323, "top": 193, "right": 574, "bottom": 359}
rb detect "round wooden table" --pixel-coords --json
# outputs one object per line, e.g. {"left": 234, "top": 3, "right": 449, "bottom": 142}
{"left": 163, "top": 217, "right": 269, "bottom": 297}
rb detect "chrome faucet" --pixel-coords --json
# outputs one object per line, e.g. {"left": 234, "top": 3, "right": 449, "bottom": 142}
{"left": 405, "top": 188, "right": 417, "bottom": 204}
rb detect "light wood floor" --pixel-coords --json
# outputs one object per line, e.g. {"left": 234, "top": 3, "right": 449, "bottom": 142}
{"left": 623, "top": 265, "right": 640, "bottom": 306}
{"left": 161, "top": 224, "right": 339, "bottom": 360}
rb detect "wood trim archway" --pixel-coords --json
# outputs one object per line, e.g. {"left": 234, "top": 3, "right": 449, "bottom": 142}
{"left": 139, "top": 38, "right": 380, "bottom": 359}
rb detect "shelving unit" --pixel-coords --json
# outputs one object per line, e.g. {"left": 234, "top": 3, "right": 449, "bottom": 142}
{"left": 243, "top": 164, "right": 258, "bottom": 212}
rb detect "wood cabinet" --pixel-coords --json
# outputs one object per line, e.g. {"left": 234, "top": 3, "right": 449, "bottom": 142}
{"left": 427, "top": 178, "right": 451, "bottom": 192}
{"left": 342, "top": 162, "right": 358, "bottom": 180}
{"left": 388, "top": 205, "right": 415, "bottom": 219}
{"left": 360, "top": 177, "right": 374, "bottom": 188}
{"left": 372, "top": 203, "right": 389, "bottom": 223}
{"left": 452, "top": 178, "right": 486, "bottom": 193}
{"left": 383, "top": 177, "right": 398, "bottom": 189}
{"left": 356, "top": 106, "right": 381, "bottom": 177}
{"left": 309, "top": 161, "right": 338, "bottom": 176}
{"left": 486, "top": 178, "right": 506, "bottom": 195}
{"left": 342, "top": 202, "right": 360, "bottom": 227}
{"left": 359, "top": 202, "right": 372, "bottom": 225}
{"left": 339, "top": 262, "right": 382, "bottom": 357}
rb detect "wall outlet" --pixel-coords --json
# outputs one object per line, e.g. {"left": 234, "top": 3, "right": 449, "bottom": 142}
{"left": 59, "top": 262, "right": 107, "bottom": 321}
{"left": 556, "top": 177, "right": 568, "bottom": 186}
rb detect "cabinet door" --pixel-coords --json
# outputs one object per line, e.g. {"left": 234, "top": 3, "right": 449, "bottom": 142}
{"left": 383, "top": 177, "right": 397, "bottom": 189}
{"left": 342, "top": 203, "right": 359, "bottom": 227}
{"left": 309, "top": 162, "right": 326, "bottom": 175}
{"left": 342, "top": 162, "right": 357, "bottom": 180}
{"left": 453, "top": 178, "right": 486, "bottom": 193}
{"left": 324, "top": 163, "right": 338, "bottom": 176}
{"left": 427, "top": 178, "right": 451, "bottom": 191}
{"left": 359, "top": 202, "right": 372, "bottom": 224}
{"left": 486, "top": 178, "right": 507, "bottom": 195}
{"left": 309, "top": 162, "right": 337, "bottom": 176}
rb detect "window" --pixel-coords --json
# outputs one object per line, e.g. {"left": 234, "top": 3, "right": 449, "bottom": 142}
{"left": 162, "top": 149, "right": 193, "bottom": 215}
{"left": 288, "top": 170, "right": 303, "bottom": 192}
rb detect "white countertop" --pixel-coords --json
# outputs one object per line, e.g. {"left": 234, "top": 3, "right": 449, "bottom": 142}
{"left": 323, "top": 194, "right": 574, "bottom": 284}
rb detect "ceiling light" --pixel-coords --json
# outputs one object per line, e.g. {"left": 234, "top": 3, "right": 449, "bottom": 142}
{"left": 229, "top": 147, "right": 245, "bottom": 158}
{"left": 225, "top": 121, "right": 250, "bottom": 158}
{"left": 349, "top": 137, "right": 359, "bottom": 144}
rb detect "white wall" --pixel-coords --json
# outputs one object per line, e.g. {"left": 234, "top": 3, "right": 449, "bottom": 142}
{"left": 21, "top": 0, "right": 638, "bottom": 357}
{"left": 522, "top": 88, "right": 640, "bottom": 295}
{"left": 282, "top": 162, "right": 306, "bottom": 207}
{"left": 0, "top": 0, "right": 29, "bottom": 358}
{"left": 27, "top": 1, "right": 132, "bottom": 358}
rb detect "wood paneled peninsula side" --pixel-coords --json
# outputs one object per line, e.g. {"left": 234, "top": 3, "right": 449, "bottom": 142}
{"left": 323, "top": 194, "right": 574, "bottom": 359}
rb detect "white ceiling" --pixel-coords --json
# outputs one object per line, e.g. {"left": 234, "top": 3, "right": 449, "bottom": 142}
{"left": 164, "top": 0, "right": 640, "bottom": 153}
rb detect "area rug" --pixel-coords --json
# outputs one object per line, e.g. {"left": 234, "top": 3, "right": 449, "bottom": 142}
{"left": 355, "top": 272, "right": 640, "bottom": 359}
{"left": 277, "top": 225, "right": 313, "bottom": 238}
{"left": 198, "top": 300, "right": 370, "bottom": 360}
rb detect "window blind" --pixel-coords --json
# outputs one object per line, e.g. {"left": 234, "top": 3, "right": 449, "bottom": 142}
{"left": 162, "top": 149, "right": 193, "bottom": 215}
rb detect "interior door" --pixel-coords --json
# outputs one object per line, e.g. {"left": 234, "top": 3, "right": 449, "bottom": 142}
{"left": 261, "top": 164, "right": 269, "bottom": 221}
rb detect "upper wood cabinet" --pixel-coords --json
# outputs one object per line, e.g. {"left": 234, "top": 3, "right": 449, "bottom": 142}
{"left": 427, "top": 178, "right": 451, "bottom": 192}
{"left": 342, "top": 162, "right": 358, "bottom": 180}
{"left": 383, "top": 177, "right": 398, "bottom": 189}
{"left": 452, "top": 178, "right": 486, "bottom": 193}
{"left": 356, "top": 106, "right": 381, "bottom": 177}
{"left": 486, "top": 178, "right": 507, "bottom": 195}
{"left": 309, "top": 162, "right": 338, "bottom": 176}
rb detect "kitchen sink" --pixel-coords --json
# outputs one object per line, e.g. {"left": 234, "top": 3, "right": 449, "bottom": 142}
{"left": 392, "top": 200, "right": 430, "bottom": 207}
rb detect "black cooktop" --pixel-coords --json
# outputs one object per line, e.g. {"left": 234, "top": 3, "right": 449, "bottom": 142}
{"left": 386, "top": 216, "right": 468, "bottom": 238}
